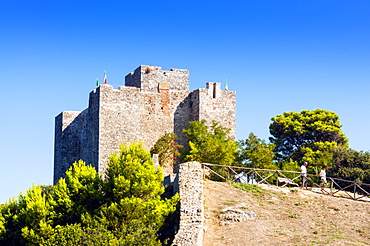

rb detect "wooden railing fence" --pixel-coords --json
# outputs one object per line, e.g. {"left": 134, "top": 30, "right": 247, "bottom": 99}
{"left": 202, "top": 163, "right": 370, "bottom": 202}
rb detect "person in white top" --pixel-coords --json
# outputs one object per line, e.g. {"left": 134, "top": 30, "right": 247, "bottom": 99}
{"left": 300, "top": 162, "right": 308, "bottom": 189}
{"left": 320, "top": 165, "right": 328, "bottom": 192}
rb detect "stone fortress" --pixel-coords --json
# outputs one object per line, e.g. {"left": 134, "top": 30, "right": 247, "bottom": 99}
{"left": 54, "top": 65, "right": 236, "bottom": 184}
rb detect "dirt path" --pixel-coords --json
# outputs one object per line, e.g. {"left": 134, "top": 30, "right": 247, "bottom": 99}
{"left": 203, "top": 180, "right": 370, "bottom": 246}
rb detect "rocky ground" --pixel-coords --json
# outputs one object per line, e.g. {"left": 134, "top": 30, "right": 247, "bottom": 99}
{"left": 203, "top": 180, "right": 370, "bottom": 246}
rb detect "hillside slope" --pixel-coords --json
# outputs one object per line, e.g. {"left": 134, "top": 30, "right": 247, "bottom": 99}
{"left": 203, "top": 180, "right": 370, "bottom": 246}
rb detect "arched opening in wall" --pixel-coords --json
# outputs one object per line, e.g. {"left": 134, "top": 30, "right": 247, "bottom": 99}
{"left": 213, "top": 83, "right": 217, "bottom": 98}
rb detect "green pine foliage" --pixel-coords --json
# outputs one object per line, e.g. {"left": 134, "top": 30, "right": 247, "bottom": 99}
{"left": 237, "top": 133, "right": 278, "bottom": 170}
{"left": 269, "top": 109, "right": 370, "bottom": 186}
{"left": 150, "top": 132, "right": 182, "bottom": 168}
{"left": 182, "top": 120, "right": 238, "bottom": 166}
{"left": 269, "top": 109, "right": 348, "bottom": 173}
{"left": 0, "top": 142, "right": 179, "bottom": 245}
{"left": 329, "top": 147, "right": 370, "bottom": 191}
{"left": 182, "top": 120, "right": 238, "bottom": 181}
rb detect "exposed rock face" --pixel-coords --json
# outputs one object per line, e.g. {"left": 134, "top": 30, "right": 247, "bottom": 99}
{"left": 219, "top": 208, "right": 257, "bottom": 225}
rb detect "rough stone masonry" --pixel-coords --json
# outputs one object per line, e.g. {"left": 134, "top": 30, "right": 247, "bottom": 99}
{"left": 54, "top": 65, "right": 236, "bottom": 183}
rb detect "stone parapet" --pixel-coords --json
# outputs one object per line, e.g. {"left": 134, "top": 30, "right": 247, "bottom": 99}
{"left": 125, "top": 65, "right": 189, "bottom": 92}
{"left": 173, "top": 162, "right": 204, "bottom": 246}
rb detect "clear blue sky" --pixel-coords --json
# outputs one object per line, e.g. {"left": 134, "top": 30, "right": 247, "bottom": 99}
{"left": 1, "top": 1, "right": 370, "bottom": 203}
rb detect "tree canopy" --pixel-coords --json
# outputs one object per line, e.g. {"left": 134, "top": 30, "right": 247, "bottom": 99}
{"left": 150, "top": 132, "right": 182, "bottom": 168}
{"left": 237, "top": 133, "right": 277, "bottom": 170}
{"left": 269, "top": 109, "right": 348, "bottom": 172}
{"left": 330, "top": 147, "right": 370, "bottom": 184}
{"left": 181, "top": 120, "right": 238, "bottom": 181}
{"left": 0, "top": 142, "right": 178, "bottom": 245}
{"left": 182, "top": 120, "right": 238, "bottom": 166}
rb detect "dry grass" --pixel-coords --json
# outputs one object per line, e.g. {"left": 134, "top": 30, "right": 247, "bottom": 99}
{"left": 203, "top": 180, "right": 370, "bottom": 246}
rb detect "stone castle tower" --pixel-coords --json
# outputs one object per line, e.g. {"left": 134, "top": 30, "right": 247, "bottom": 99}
{"left": 54, "top": 65, "right": 236, "bottom": 184}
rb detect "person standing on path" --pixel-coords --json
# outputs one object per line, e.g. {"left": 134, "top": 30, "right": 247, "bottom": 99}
{"left": 320, "top": 165, "right": 328, "bottom": 192}
{"left": 300, "top": 162, "right": 308, "bottom": 189}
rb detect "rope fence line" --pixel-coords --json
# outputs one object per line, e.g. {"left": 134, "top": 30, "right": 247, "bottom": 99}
{"left": 201, "top": 163, "right": 370, "bottom": 202}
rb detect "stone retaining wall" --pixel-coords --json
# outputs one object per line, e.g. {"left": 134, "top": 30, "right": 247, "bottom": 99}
{"left": 172, "top": 162, "right": 204, "bottom": 246}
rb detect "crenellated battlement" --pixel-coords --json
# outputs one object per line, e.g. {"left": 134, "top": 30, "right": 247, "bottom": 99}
{"left": 54, "top": 65, "right": 236, "bottom": 183}
{"left": 125, "top": 65, "right": 189, "bottom": 92}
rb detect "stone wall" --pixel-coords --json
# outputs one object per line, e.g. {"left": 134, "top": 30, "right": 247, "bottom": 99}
{"left": 82, "top": 89, "right": 100, "bottom": 172}
{"left": 125, "top": 65, "right": 189, "bottom": 92}
{"left": 54, "top": 65, "right": 236, "bottom": 183}
{"left": 54, "top": 110, "right": 85, "bottom": 184}
{"left": 193, "top": 82, "right": 237, "bottom": 139}
{"left": 172, "top": 162, "right": 204, "bottom": 246}
{"left": 98, "top": 85, "right": 142, "bottom": 175}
